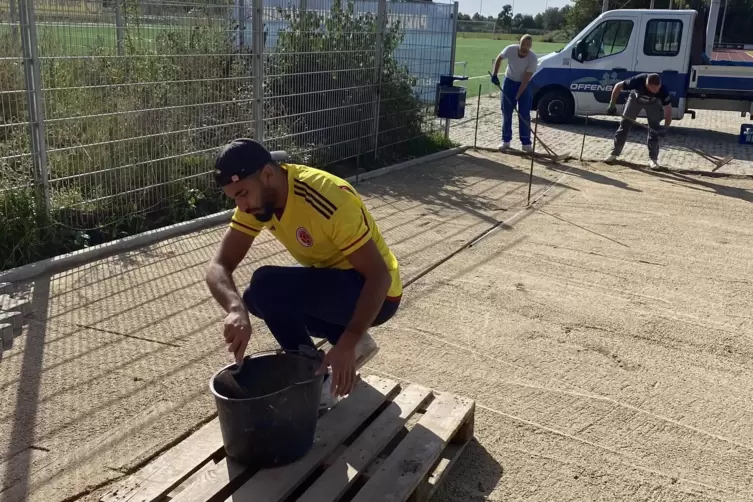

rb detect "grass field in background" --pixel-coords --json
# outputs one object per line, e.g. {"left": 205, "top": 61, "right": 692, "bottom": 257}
{"left": 457, "top": 32, "right": 549, "bottom": 42}
{"left": 455, "top": 38, "right": 565, "bottom": 98}
{"left": 0, "top": 23, "right": 190, "bottom": 56}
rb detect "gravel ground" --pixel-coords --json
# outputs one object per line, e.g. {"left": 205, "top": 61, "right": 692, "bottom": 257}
{"left": 3, "top": 150, "right": 753, "bottom": 501}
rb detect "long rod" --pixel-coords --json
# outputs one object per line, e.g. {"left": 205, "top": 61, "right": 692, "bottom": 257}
{"left": 528, "top": 116, "right": 537, "bottom": 205}
{"left": 580, "top": 114, "right": 588, "bottom": 161}
{"left": 473, "top": 84, "right": 481, "bottom": 149}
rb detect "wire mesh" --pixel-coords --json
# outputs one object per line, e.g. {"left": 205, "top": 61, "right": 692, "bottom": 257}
{"left": 0, "top": 1, "right": 28, "bottom": 192}
{"left": 261, "top": 0, "right": 455, "bottom": 168}
{"left": 0, "top": 0, "right": 458, "bottom": 271}
{"left": 37, "top": 0, "right": 250, "bottom": 233}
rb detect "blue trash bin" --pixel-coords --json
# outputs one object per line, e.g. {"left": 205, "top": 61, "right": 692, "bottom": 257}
{"left": 435, "top": 75, "right": 469, "bottom": 120}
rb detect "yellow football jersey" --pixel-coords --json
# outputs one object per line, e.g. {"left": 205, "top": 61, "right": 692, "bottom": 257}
{"left": 229, "top": 163, "right": 402, "bottom": 299}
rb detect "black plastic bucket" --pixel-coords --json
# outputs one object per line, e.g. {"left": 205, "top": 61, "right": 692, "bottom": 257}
{"left": 209, "top": 349, "right": 323, "bottom": 467}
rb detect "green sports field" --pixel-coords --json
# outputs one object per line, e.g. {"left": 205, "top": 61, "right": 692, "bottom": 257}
{"left": 455, "top": 38, "right": 566, "bottom": 98}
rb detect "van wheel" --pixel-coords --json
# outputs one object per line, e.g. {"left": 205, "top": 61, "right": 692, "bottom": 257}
{"left": 537, "top": 90, "right": 574, "bottom": 124}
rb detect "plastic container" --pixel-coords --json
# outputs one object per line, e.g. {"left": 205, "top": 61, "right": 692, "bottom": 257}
{"left": 435, "top": 74, "right": 469, "bottom": 119}
{"left": 209, "top": 349, "right": 323, "bottom": 467}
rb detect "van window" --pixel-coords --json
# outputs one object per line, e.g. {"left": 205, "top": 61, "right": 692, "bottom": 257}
{"left": 579, "top": 20, "right": 634, "bottom": 62}
{"left": 644, "top": 19, "right": 683, "bottom": 56}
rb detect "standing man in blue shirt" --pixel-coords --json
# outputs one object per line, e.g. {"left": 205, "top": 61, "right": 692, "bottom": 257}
{"left": 491, "top": 34, "right": 538, "bottom": 152}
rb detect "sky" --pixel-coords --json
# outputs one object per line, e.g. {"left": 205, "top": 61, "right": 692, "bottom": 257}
{"left": 456, "top": 0, "right": 572, "bottom": 17}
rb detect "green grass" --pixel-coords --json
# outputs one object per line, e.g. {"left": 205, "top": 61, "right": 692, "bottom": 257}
{"left": 457, "top": 31, "right": 548, "bottom": 41}
{"left": 454, "top": 38, "right": 566, "bottom": 98}
{"left": 0, "top": 22, "right": 192, "bottom": 56}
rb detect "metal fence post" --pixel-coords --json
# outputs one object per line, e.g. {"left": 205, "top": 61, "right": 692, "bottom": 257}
{"left": 9, "top": 0, "right": 19, "bottom": 44}
{"left": 445, "top": 1, "right": 459, "bottom": 140}
{"left": 18, "top": 0, "right": 50, "bottom": 214}
{"left": 251, "top": 0, "right": 264, "bottom": 142}
{"left": 372, "top": 0, "right": 387, "bottom": 158}
{"left": 238, "top": 0, "right": 246, "bottom": 49}
{"left": 114, "top": 0, "right": 126, "bottom": 56}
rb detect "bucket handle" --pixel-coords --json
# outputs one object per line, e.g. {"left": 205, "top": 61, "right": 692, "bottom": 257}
{"left": 240, "top": 345, "right": 325, "bottom": 387}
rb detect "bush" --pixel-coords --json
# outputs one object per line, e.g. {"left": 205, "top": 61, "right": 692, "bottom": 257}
{"left": 0, "top": 1, "right": 451, "bottom": 271}
{"left": 264, "top": 0, "right": 430, "bottom": 166}
{"left": 541, "top": 29, "right": 572, "bottom": 43}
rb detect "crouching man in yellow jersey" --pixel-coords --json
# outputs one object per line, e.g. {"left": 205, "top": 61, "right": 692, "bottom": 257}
{"left": 205, "top": 139, "right": 402, "bottom": 410}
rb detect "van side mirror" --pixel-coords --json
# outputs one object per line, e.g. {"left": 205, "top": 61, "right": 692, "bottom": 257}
{"left": 571, "top": 40, "right": 585, "bottom": 63}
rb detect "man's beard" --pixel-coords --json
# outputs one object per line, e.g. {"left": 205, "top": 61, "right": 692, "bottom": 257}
{"left": 254, "top": 187, "right": 277, "bottom": 222}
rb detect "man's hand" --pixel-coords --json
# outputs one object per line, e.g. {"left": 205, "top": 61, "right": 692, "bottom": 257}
{"left": 490, "top": 74, "right": 500, "bottom": 87}
{"left": 316, "top": 334, "right": 358, "bottom": 397}
{"left": 223, "top": 308, "right": 252, "bottom": 363}
{"left": 607, "top": 103, "right": 617, "bottom": 116}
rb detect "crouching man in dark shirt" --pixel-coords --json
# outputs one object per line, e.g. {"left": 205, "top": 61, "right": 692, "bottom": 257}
{"left": 604, "top": 73, "right": 672, "bottom": 170}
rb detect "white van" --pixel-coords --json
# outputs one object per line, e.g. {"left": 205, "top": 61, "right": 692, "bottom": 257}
{"left": 529, "top": 4, "right": 753, "bottom": 123}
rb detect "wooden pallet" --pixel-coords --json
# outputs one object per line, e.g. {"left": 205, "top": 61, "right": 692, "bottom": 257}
{"left": 101, "top": 375, "right": 475, "bottom": 502}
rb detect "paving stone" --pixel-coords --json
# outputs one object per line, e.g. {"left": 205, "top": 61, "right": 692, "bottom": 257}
{"left": 0, "top": 311, "right": 22, "bottom": 332}
{"left": 0, "top": 294, "right": 30, "bottom": 316}
{"left": 451, "top": 93, "right": 753, "bottom": 175}
{"left": 0, "top": 323, "right": 11, "bottom": 348}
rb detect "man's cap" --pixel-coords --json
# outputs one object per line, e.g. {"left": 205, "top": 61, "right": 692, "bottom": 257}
{"left": 214, "top": 138, "right": 272, "bottom": 187}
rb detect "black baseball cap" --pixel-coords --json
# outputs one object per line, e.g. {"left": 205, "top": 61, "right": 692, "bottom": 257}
{"left": 214, "top": 138, "right": 272, "bottom": 187}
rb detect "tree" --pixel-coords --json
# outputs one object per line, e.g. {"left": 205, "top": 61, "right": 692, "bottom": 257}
{"left": 534, "top": 12, "right": 544, "bottom": 29}
{"left": 541, "top": 6, "right": 566, "bottom": 30}
{"left": 496, "top": 4, "right": 513, "bottom": 32}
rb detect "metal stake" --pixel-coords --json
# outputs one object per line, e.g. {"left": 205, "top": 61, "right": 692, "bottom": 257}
{"left": 528, "top": 116, "right": 538, "bottom": 206}
{"left": 580, "top": 114, "right": 588, "bottom": 161}
{"left": 473, "top": 84, "right": 481, "bottom": 149}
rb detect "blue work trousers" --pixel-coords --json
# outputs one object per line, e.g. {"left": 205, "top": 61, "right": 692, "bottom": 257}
{"left": 501, "top": 78, "right": 533, "bottom": 145}
{"left": 243, "top": 265, "right": 400, "bottom": 351}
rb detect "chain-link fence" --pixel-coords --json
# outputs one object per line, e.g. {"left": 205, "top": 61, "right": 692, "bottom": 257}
{"left": 0, "top": 0, "right": 458, "bottom": 271}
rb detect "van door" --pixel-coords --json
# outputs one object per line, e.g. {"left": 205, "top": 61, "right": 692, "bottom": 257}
{"left": 635, "top": 13, "right": 693, "bottom": 118}
{"left": 569, "top": 16, "right": 638, "bottom": 115}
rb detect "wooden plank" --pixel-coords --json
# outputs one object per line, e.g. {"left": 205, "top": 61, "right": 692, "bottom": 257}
{"left": 100, "top": 417, "right": 224, "bottom": 502}
{"left": 226, "top": 375, "right": 399, "bottom": 502}
{"left": 297, "top": 385, "right": 432, "bottom": 502}
{"left": 168, "top": 452, "right": 251, "bottom": 502}
{"left": 165, "top": 458, "right": 221, "bottom": 500}
{"left": 352, "top": 393, "right": 474, "bottom": 502}
{"left": 425, "top": 441, "right": 470, "bottom": 498}
{"left": 409, "top": 442, "right": 469, "bottom": 502}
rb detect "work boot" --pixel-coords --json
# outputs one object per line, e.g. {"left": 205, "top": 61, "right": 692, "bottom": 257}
{"left": 522, "top": 144, "right": 533, "bottom": 153}
{"left": 319, "top": 333, "right": 379, "bottom": 412}
{"left": 498, "top": 142, "right": 511, "bottom": 151}
{"left": 648, "top": 159, "right": 660, "bottom": 170}
{"left": 603, "top": 154, "right": 618, "bottom": 164}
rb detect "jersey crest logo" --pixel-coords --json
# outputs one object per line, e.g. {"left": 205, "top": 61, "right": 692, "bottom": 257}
{"left": 296, "top": 227, "right": 314, "bottom": 247}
